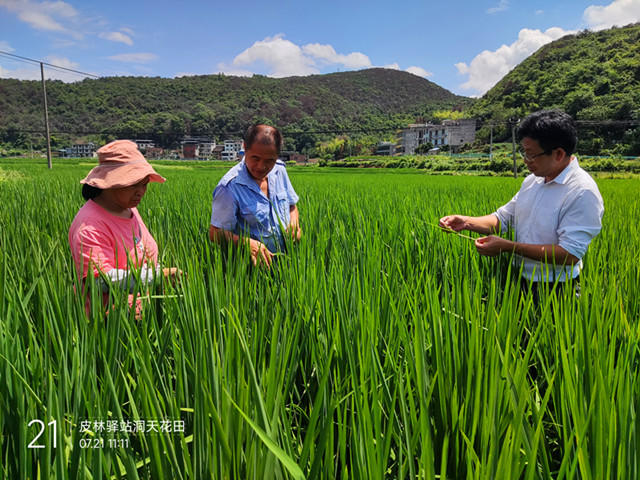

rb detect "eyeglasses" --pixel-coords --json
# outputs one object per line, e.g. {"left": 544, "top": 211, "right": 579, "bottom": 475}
{"left": 519, "top": 149, "right": 552, "bottom": 162}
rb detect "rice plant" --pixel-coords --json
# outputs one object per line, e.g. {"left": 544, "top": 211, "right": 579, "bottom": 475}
{"left": 0, "top": 158, "right": 639, "bottom": 479}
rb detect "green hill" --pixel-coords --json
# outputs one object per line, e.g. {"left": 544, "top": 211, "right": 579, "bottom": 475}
{"left": 471, "top": 23, "right": 640, "bottom": 155}
{"left": 0, "top": 68, "right": 470, "bottom": 153}
{"left": 8, "top": 23, "right": 640, "bottom": 158}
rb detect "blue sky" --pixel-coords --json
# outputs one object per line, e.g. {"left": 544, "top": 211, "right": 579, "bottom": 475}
{"left": 1, "top": 0, "right": 639, "bottom": 97}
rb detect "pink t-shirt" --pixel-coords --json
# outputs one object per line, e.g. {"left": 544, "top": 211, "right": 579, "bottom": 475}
{"left": 69, "top": 199, "right": 158, "bottom": 281}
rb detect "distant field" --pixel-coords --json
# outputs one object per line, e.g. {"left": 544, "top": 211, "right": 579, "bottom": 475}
{"left": 1, "top": 159, "right": 639, "bottom": 479}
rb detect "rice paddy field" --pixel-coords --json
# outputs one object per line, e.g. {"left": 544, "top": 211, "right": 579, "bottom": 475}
{"left": 1, "top": 158, "right": 639, "bottom": 479}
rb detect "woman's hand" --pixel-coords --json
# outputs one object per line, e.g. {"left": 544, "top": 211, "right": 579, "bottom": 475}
{"left": 163, "top": 267, "right": 186, "bottom": 285}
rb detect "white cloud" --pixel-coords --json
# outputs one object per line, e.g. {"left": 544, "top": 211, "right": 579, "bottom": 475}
{"left": 583, "top": 0, "right": 640, "bottom": 30}
{"left": 49, "top": 38, "right": 78, "bottom": 48}
{"left": 455, "top": 27, "right": 572, "bottom": 95}
{"left": 0, "top": 64, "right": 41, "bottom": 80}
{"left": 405, "top": 66, "right": 433, "bottom": 78}
{"left": 0, "top": 1, "right": 141, "bottom": 46}
{"left": 0, "top": 40, "right": 15, "bottom": 52}
{"left": 109, "top": 52, "right": 157, "bottom": 64}
{"left": 100, "top": 31, "right": 134, "bottom": 46}
{"left": 45, "top": 54, "right": 79, "bottom": 70}
{"left": 0, "top": 55, "right": 90, "bottom": 81}
{"left": 302, "top": 43, "right": 371, "bottom": 69}
{"left": 487, "top": 0, "right": 509, "bottom": 14}
{"left": 224, "top": 34, "right": 317, "bottom": 77}
{"left": 384, "top": 63, "right": 433, "bottom": 78}
{"left": 181, "top": 68, "right": 255, "bottom": 78}
{"left": 223, "top": 69, "right": 255, "bottom": 77}
{"left": 218, "top": 34, "right": 430, "bottom": 80}
{"left": 0, "top": 0, "right": 81, "bottom": 37}
{"left": 456, "top": 0, "right": 640, "bottom": 96}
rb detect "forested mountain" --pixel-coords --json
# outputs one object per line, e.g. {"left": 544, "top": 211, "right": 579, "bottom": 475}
{"left": 471, "top": 23, "right": 640, "bottom": 155}
{"left": 5, "top": 23, "right": 640, "bottom": 157}
{"left": 0, "top": 68, "right": 470, "bottom": 153}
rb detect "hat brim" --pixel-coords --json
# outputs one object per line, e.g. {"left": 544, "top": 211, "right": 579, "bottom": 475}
{"left": 80, "top": 163, "right": 166, "bottom": 189}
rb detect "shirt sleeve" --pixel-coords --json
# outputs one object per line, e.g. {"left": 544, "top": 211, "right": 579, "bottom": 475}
{"left": 210, "top": 184, "right": 239, "bottom": 231}
{"left": 97, "top": 265, "right": 160, "bottom": 293}
{"left": 282, "top": 169, "right": 299, "bottom": 205}
{"left": 71, "top": 225, "right": 116, "bottom": 279}
{"left": 557, "top": 189, "right": 604, "bottom": 259}
{"left": 493, "top": 191, "right": 519, "bottom": 234}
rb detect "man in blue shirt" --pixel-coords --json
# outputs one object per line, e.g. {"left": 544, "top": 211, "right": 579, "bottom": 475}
{"left": 209, "top": 125, "right": 301, "bottom": 268}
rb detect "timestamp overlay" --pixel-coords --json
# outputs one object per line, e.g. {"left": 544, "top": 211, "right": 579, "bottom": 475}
{"left": 77, "top": 418, "right": 186, "bottom": 450}
{"left": 28, "top": 417, "right": 186, "bottom": 453}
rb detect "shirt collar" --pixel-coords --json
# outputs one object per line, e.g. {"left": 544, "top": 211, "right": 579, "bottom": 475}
{"left": 235, "top": 158, "right": 267, "bottom": 196}
{"left": 547, "top": 156, "right": 578, "bottom": 185}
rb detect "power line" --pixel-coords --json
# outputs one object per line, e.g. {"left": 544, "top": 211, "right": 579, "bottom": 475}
{"left": 283, "top": 127, "right": 401, "bottom": 136}
{"left": 0, "top": 50, "right": 100, "bottom": 79}
{"left": 0, "top": 49, "right": 100, "bottom": 169}
{"left": 475, "top": 119, "right": 640, "bottom": 128}
{"left": 0, "top": 127, "right": 405, "bottom": 137}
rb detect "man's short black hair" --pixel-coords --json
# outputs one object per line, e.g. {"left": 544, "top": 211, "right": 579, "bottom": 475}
{"left": 516, "top": 110, "right": 578, "bottom": 157}
{"left": 244, "top": 124, "right": 284, "bottom": 154}
{"left": 82, "top": 183, "right": 103, "bottom": 201}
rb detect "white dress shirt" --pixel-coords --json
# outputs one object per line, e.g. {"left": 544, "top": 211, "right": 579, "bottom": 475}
{"left": 493, "top": 158, "right": 604, "bottom": 282}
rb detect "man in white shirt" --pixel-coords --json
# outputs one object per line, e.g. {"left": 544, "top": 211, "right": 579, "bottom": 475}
{"left": 439, "top": 110, "right": 604, "bottom": 297}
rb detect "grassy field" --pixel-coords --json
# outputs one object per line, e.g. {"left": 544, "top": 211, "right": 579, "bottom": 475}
{"left": 1, "top": 158, "right": 639, "bottom": 479}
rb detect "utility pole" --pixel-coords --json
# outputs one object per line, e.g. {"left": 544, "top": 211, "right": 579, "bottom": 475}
{"left": 40, "top": 62, "right": 52, "bottom": 169}
{"left": 0, "top": 50, "right": 99, "bottom": 168}
{"left": 509, "top": 117, "right": 519, "bottom": 179}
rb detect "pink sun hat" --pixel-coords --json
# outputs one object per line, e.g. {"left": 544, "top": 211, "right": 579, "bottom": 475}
{"left": 80, "top": 140, "right": 166, "bottom": 189}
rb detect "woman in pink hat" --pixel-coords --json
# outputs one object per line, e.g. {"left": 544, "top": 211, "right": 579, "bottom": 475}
{"left": 69, "top": 139, "right": 180, "bottom": 314}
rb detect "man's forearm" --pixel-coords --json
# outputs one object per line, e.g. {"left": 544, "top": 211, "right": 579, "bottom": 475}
{"left": 439, "top": 214, "right": 500, "bottom": 235}
{"left": 209, "top": 225, "right": 242, "bottom": 246}
{"left": 210, "top": 225, "right": 265, "bottom": 252}
{"left": 464, "top": 215, "right": 501, "bottom": 235}
{"left": 513, "top": 242, "right": 580, "bottom": 265}
{"left": 289, "top": 204, "right": 299, "bottom": 227}
{"left": 475, "top": 236, "right": 580, "bottom": 265}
